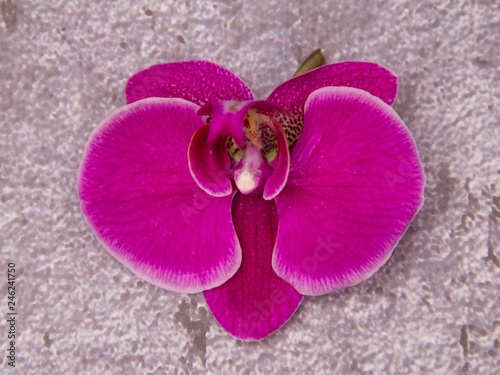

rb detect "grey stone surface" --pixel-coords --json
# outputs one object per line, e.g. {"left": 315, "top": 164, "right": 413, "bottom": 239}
{"left": 0, "top": 0, "right": 498, "bottom": 374}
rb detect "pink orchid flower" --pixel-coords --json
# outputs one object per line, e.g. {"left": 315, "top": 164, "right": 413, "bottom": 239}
{"left": 78, "top": 60, "right": 425, "bottom": 340}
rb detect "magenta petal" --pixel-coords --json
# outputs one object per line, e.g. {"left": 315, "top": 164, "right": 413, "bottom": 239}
{"left": 267, "top": 61, "right": 398, "bottom": 109}
{"left": 78, "top": 98, "right": 241, "bottom": 293}
{"left": 273, "top": 87, "right": 425, "bottom": 296}
{"left": 204, "top": 194, "right": 303, "bottom": 341}
{"left": 126, "top": 61, "right": 253, "bottom": 105}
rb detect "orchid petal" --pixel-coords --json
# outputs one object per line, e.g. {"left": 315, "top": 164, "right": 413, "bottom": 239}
{"left": 273, "top": 87, "right": 425, "bottom": 296}
{"left": 204, "top": 193, "right": 303, "bottom": 341}
{"left": 267, "top": 61, "right": 398, "bottom": 147}
{"left": 268, "top": 61, "right": 398, "bottom": 108}
{"left": 126, "top": 61, "right": 254, "bottom": 105}
{"left": 78, "top": 98, "right": 241, "bottom": 293}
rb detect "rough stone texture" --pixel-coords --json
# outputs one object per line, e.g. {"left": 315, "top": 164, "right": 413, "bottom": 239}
{"left": 0, "top": 0, "right": 498, "bottom": 374}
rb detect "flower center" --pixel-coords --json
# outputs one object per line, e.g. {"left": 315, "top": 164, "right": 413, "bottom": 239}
{"left": 230, "top": 109, "right": 283, "bottom": 195}
{"left": 188, "top": 99, "right": 290, "bottom": 200}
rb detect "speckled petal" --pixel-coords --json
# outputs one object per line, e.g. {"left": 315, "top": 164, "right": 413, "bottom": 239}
{"left": 204, "top": 193, "right": 303, "bottom": 341}
{"left": 273, "top": 87, "right": 425, "bottom": 296}
{"left": 125, "top": 60, "right": 254, "bottom": 105}
{"left": 78, "top": 98, "right": 241, "bottom": 293}
{"left": 267, "top": 61, "right": 398, "bottom": 147}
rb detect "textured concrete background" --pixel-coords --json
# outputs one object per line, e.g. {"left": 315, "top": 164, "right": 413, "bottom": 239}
{"left": 0, "top": 0, "right": 498, "bottom": 374}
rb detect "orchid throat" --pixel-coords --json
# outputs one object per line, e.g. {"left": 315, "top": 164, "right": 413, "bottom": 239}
{"left": 189, "top": 100, "right": 290, "bottom": 200}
